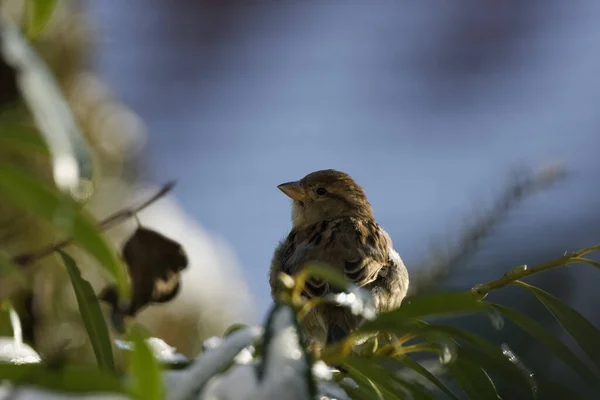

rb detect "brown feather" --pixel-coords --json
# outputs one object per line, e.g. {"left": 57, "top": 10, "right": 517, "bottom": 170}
{"left": 270, "top": 169, "right": 409, "bottom": 347}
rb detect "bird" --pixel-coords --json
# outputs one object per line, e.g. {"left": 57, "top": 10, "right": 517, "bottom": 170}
{"left": 269, "top": 169, "right": 409, "bottom": 348}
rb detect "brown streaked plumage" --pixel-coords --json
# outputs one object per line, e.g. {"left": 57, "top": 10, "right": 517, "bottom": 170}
{"left": 269, "top": 169, "right": 409, "bottom": 347}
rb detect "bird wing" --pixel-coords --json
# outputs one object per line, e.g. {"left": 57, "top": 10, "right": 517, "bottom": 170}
{"left": 272, "top": 217, "right": 395, "bottom": 298}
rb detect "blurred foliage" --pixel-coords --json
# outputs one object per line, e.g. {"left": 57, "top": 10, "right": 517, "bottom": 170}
{"left": 60, "top": 251, "right": 114, "bottom": 372}
{"left": 127, "top": 325, "right": 164, "bottom": 400}
{"left": 410, "top": 163, "right": 566, "bottom": 296}
{"left": 0, "top": 0, "right": 137, "bottom": 367}
{"left": 0, "top": 0, "right": 230, "bottom": 368}
{"left": 25, "top": 0, "right": 59, "bottom": 39}
{"left": 4, "top": 245, "right": 600, "bottom": 399}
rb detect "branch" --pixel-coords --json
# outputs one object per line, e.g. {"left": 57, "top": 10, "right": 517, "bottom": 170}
{"left": 409, "top": 163, "right": 567, "bottom": 296}
{"left": 471, "top": 244, "right": 600, "bottom": 299}
{"left": 11, "top": 181, "right": 176, "bottom": 266}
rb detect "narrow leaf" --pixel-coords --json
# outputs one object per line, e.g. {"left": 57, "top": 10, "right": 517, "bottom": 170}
{"left": 342, "top": 358, "right": 411, "bottom": 400}
{"left": 0, "top": 165, "right": 129, "bottom": 298}
{"left": 0, "top": 123, "right": 48, "bottom": 153}
{"left": 448, "top": 351, "right": 500, "bottom": 400}
{"left": 128, "top": 326, "right": 163, "bottom": 400}
{"left": 0, "top": 363, "right": 128, "bottom": 394}
{"left": 458, "top": 346, "right": 537, "bottom": 399}
{"left": 400, "top": 381, "right": 437, "bottom": 400}
{"left": 516, "top": 281, "right": 600, "bottom": 373}
{"left": 223, "top": 323, "right": 249, "bottom": 337}
{"left": 1, "top": 22, "right": 94, "bottom": 192}
{"left": 344, "top": 356, "right": 439, "bottom": 400}
{"left": 493, "top": 304, "right": 600, "bottom": 390}
{"left": 26, "top": 0, "right": 59, "bottom": 38}
{"left": 360, "top": 291, "right": 487, "bottom": 332}
{"left": 60, "top": 251, "right": 114, "bottom": 372}
{"left": 395, "top": 356, "right": 460, "bottom": 400}
{"left": 414, "top": 323, "right": 535, "bottom": 394}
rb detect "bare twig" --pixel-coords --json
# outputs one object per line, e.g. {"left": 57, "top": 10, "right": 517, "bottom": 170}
{"left": 11, "top": 181, "right": 176, "bottom": 266}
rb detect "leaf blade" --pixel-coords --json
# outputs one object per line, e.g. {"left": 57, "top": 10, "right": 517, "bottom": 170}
{"left": 1, "top": 23, "right": 94, "bottom": 192}
{"left": 60, "top": 251, "right": 115, "bottom": 373}
{"left": 493, "top": 304, "right": 600, "bottom": 391}
{"left": 0, "top": 363, "right": 128, "bottom": 394}
{"left": 0, "top": 123, "right": 48, "bottom": 153}
{"left": 448, "top": 349, "right": 500, "bottom": 400}
{"left": 25, "top": 0, "right": 59, "bottom": 38}
{"left": 128, "top": 326, "right": 164, "bottom": 400}
{"left": 0, "top": 165, "right": 129, "bottom": 298}
{"left": 515, "top": 281, "right": 600, "bottom": 374}
{"left": 342, "top": 358, "right": 415, "bottom": 400}
{"left": 414, "top": 323, "right": 536, "bottom": 395}
{"left": 360, "top": 291, "right": 487, "bottom": 333}
{"left": 395, "top": 356, "right": 460, "bottom": 400}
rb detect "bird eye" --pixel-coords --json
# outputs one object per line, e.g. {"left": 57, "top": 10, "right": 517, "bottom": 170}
{"left": 316, "top": 187, "right": 327, "bottom": 196}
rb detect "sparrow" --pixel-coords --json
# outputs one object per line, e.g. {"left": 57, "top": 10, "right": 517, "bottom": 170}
{"left": 269, "top": 169, "right": 409, "bottom": 347}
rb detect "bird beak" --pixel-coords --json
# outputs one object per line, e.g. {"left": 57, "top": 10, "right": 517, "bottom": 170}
{"left": 278, "top": 181, "right": 306, "bottom": 200}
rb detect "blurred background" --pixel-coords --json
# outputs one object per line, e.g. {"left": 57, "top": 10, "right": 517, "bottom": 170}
{"left": 88, "top": 0, "right": 600, "bottom": 392}
{"left": 88, "top": 0, "right": 600, "bottom": 314}
{"left": 2, "top": 0, "right": 600, "bottom": 395}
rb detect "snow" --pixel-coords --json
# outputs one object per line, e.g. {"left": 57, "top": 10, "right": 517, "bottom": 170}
{"left": 114, "top": 337, "right": 189, "bottom": 364}
{"left": 168, "top": 326, "right": 262, "bottom": 400}
{"left": 200, "top": 306, "right": 314, "bottom": 400}
{"left": 0, "top": 338, "right": 41, "bottom": 364}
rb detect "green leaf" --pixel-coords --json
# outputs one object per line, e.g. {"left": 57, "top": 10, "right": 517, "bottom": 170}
{"left": 448, "top": 350, "right": 500, "bottom": 400}
{"left": 515, "top": 281, "right": 600, "bottom": 373}
{"left": 493, "top": 304, "right": 600, "bottom": 391}
{"left": 360, "top": 292, "right": 487, "bottom": 333}
{"left": 0, "top": 165, "right": 129, "bottom": 298}
{"left": 457, "top": 346, "right": 537, "bottom": 399}
{"left": 342, "top": 357, "right": 414, "bottom": 400}
{"left": 0, "top": 363, "right": 128, "bottom": 394}
{"left": 0, "top": 23, "right": 94, "bottom": 193}
{"left": 25, "top": 0, "right": 59, "bottom": 38}
{"left": 223, "top": 323, "right": 249, "bottom": 337}
{"left": 343, "top": 356, "right": 439, "bottom": 400}
{"left": 401, "top": 381, "right": 438, "bottom": 400}
{"left": 0, "top": 122, "right": 48, "bottom": 153}
{"left": 128, "top": 326, "right": 164, "bottom": 400}
{"left": 394, "top": 356, "right": 460, "bottom": 400}
{"left": 60, "top": 250, "right": 115, "bottom": 373}
{"left": 414, "top": 323, "right": 535, "bottom": 395}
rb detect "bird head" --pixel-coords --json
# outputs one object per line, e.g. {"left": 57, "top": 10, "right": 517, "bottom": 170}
{"left": 278, "top": 169, "right": 374, "bottom": 228}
